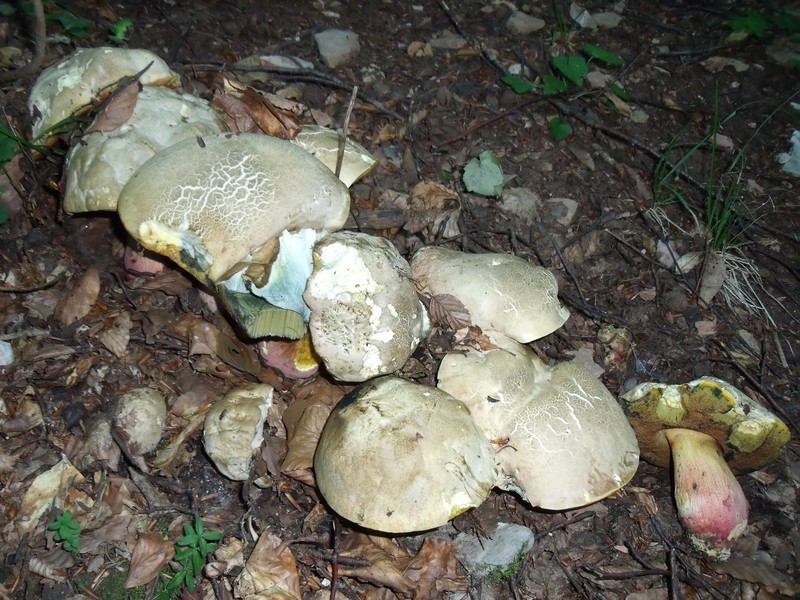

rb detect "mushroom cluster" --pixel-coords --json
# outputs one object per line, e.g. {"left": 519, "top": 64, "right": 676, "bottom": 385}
{"left": 621, "top": 377, "right": 790, "bottom": 560}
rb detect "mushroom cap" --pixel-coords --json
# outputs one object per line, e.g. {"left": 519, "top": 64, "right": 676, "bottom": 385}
{"left": 410, "top": 247, "right": 569, "bottom": 343}
{"left": 314, "top": 376, "right": 498, "bottom": 533}
{"left": 620, "top": 376, "right": 790, "bottom": 474}
{"left": 304, "top": 231, "right": 429, "bottom": 382}
{"left": 64, "top": 87, "right": 227, "bottom": 213}
{"left": 203, "top": 384, "right": 273, "bottom": 480}
{"left": 290, "top": 125, "right": 376, "bottom": 187}
{"left": 438, "top": 333, "right": 639, "bottom": 510}
{"left": 117, "top": 132, "right": 351, "bottom": 284}
{"left": 29, "top": 47, "right": 180, "bottom": 139}
{"left": 113, "top": 387, "right": 166, "bottom": 456}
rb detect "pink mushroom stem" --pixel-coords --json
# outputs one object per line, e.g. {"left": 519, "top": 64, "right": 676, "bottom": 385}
{"left": 663, "top": 428, "right": 749, "bottom": 560}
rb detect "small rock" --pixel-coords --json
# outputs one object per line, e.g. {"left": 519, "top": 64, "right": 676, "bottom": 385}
{"left": 429, "top": 32, "right": 467, "bottom": 50}
{"left": 506, "top": 11, "right": 545, "bottom": 35}
{"left": 499, "top": 187, "right": 541, "bottom": 224}
{"left": 0, "top": 341, "right": 13, "bottom": 366}
{"left": 545, "top": 197, "right": 579, "bottom": 227}
{"left": 454, "top": 522, "right": 535, "bottom": 578}
{"left": 314, "top": 29, "right": 360, "bottom": 68}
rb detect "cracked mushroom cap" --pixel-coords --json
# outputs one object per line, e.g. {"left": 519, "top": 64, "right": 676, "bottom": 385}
{"left": 117, "top": 132, "right": 351, "bottom": 286}
{"left": 620, "top": 377, "right": 790, "bottom": 474}
{"left": 304, "top": 231, "right": 429, "bottom": 382}
{"left": 203, "top": 384, "right": 273, "bottom": 481}
{"left": 113, "top": 387, "right": 166, "bottom": 456}
{"left": 438, "top": 333, "right": 639, "bottom": 510}
{"left": 410, "top": 247, "right": 569, "bottom": 343}
{"left": 29, "top": 47, "right": 180, "bottom": 139}
{"left": 314, "top": 376, "right": 498, "bottom": 533}
{"left": 64, "top": 87, "right": 227, "bottom": 213}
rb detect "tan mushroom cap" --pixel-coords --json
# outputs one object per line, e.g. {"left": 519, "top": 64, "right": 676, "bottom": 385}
{"left": 304, "top": 231, "right": 430, "bottom": 382}
{"left": 29, "top": 47, "right": 180, "bottom": 139}
{"left": 290, "top": 125, "right": 376, "bottom": 187}
{"left": 64, "top": 87, "right": 227, "bottom": 214}
{"left": 410, "top": 247, "right": 569, "bottom": 343}
{"left": 314, "top": 376, "right": 498, "bottom": 533}
{"left": 439, "top": 333, "right": 640, "bottom": 510}
{"left": 117, "top": 132, "right": 351, "bottom": 285}
{"left": 620, "top": 377, "right": 790, "bottom": 474}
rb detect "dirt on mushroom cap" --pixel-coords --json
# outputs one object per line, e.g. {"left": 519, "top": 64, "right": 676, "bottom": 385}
{"left": 621, "top": 377, "right": 790, "bottom": 473}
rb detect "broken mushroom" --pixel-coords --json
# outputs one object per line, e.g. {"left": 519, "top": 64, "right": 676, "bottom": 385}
{"left": 438, "top": 332, "right": 639, "bottom": 510}
{"left": 203, "top": 384, "right": 274, "bottom": 481}
{"left": 64, "top": 86, "right": 227, "bottom": 213}
{"left": 117, "top": 132, "right": 351, "bottom": 339}
{"left": 113, "top": 387, "right": 167, "bottom": 465}
{"left": 411, "top": 247, "right": 569, "bottom": 343}
{"left": 303, "top": 231, "right": 429, "bottom": 382}
{"left": 314, "top": 376, "right": 498, "bottom": 532}
{"left": 29, "top": 47, "right": 180, "bottom": 139}
{"left": 290, "top": 125, "right": 376, "bottom": 187}
{"left": 621, "top": 377, "right": 790, "bottom": 560}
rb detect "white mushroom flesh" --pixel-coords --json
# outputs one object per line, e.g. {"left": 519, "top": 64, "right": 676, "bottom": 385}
{"left": 113, "top": 387, "right": 167, "bottom": 456}
{"left": 304, "top": 231, "right": 429, "bottom": 382}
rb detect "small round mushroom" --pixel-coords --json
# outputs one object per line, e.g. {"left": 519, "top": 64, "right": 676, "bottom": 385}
{"left": 64, "top": 86, "right": 227, "bottom": 213}
{"left": 290, "top": 125, "right": 376, "bottom": 187}
{"left": 29, "top": 47, "right": 180, "bottom": 139}
{"left": 117, "top": 133, "right": 351, "bottom": 338}
{"left": 314, "top": 376, "right": 498, "bottom": 533}
{"left": 113, "top": 387, "right": 167, "bottom": 456}
{"left": 303, "top": 231, "right": 429, "bottom": 382}
{"left": 438, "top": 332, "right": 639, "bottom": 510}
{"left": 203, "top": 384, "right": 273, "bottom": 481}
{"left": 410, "top": 247, "right": 569, "bottom": 343}
{"left": 621, "top": 377, "right": 791, "bottom": 560}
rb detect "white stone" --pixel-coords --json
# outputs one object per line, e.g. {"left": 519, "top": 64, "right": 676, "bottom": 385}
{"left": 506, "top": 12, "right": 545, "bottom": 35}
{"left": 314, "top": 29, "right": 361, "bottom": 68}
{"left": 455, "top": 523, "right": 535, "bottom": 577}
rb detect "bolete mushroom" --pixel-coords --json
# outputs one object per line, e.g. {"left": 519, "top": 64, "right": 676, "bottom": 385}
{"left": 29, "top": 47, "right": 179, "bottom": 139}
{"left": 410, "top": 247, "right": 569, "bottom": 343}
{"left": 314, "top": 376, "right": 498, "bottom": 532}
{"left": 64, "top": 86, "right": 227, "bottom": 213}
{"left": 621, "top": 377, "right": 790, "bottom": 560}
{"left": 203, "top": 384, "right": 273, "bottom": 480}
{"left": 438, "top": 332, "right": 639, "bottom": 509}
{"left": 303, "top": 231, "right": 429, "bottom": 382}
{"left": 290, "top": 125, "right": 376, "bottom": 187}
{"left": 117, "top": 132, "right": 351, "bottom": 338}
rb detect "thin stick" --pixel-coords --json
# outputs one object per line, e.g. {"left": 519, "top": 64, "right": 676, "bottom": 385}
{"left": 336, "top": 86, "right": 358, "bottom": 180}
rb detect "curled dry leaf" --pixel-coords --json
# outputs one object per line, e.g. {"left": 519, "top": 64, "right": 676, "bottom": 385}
{"left": 235, "top": 531, "right": 300, "bottom": 600}
{"left": 212, "top": 80, "right": 301, "bottom": 138}
{"left": 55, "top": 266, "right": 101, "bottom": 326}
{"left": 98, "top": 311, "right": 132, "bottom": 358}
{"left": 188, "top": 320, "right": 261, "bottom": 377}
{"left": 125, "top": 531, "right": 174, "bottom": 588}
{"left": 427, "top": 293, "right": 472, "bottom": 330}
{"left": 85, "top": 81, "right": 141, "bottom": 134}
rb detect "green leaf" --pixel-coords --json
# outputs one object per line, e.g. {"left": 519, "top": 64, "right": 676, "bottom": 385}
{"left": 202, "top": 530, "right": 222, "bottom": 542}
{"left": 549, "top": 116, "right": 572, "bottom": 141}
{"left": 551, "top": 55, "right": 588, "bottom": 86}
{"left": 175, "top": 548, "right": 195, "bottom": 561}
{"left": 48, "top": 13, "right": 92, "bottom": 38}
{"left": 191, "top": 550, "right": 203, "bottom": 575}
{"left": 608, "top": 83, "right": 630, "bottom": 101}
{"left": 728, "top": 11, "right": 769, "bottom": 39}
{"left": 177, "top": 532, "right": 199, "bottom": 546}
{"left": 108, "top": 17, "right": 133, "bottom": 43}
{"left": 0, "top": 3, "right": 16, "bottom": 16}
{"left": 198, "top": 536, "right": 210, "bottom": 557}
{"left": 773, "top": 11, "right": 800, "bottom": 33}
{"left": 463, "top": 150, "right": 504, "bottom": 197}
{"left": 0, "top": 204, "right": 9, "bottom": 226}
{"left": 582, "top": 44, "right": 623, "bottom": 66}
{"left": 501, "top": 74, "right": 535, "bottom": 94}
{"left": 542, "top": 74, "right": 568, "bottom": 95}
{"left": 193, "top": 516, "right": 204, "bottom": 536}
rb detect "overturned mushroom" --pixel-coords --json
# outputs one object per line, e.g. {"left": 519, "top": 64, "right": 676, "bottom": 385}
{"left": 64, "top": 86, "right": 227, "bottom": 213}
{"left": 203, "top": 384, "right": 273, "bottom": 480}
{"left": 29, "top": 47, "right": 179, "bottom": 139}
{"left": 621, "top": 377, "right": 790, "bottom": 560}
{"left": 314, "top": 376, "right": 498, "bottom": 532}
{"left": 438, "top": 332, "right": 639, "bottom": 510}
{"left": 411, "top": 247, "right": 569, "bottom": 343}
{"left": 290, "top": 125, "right": 376, "bottom": 187}
{"left": 304, "top": 231, "right": 429, "bottom": 382}
{"left": 117, "top": 133, "right": 351, "bottom": 338}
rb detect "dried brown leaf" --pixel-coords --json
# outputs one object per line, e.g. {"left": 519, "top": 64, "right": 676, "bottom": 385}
{"left": 404, "top": 538, "right": 468, "bottom": 596}
{"left": 338, "top": 533, "right": 413, "bottom": 594}
{"left": 98, "top": 311, "right": 132, "bottom": 358}
{"left": 409, "top": 180, "right": 458, "bottom": 212}
{"left": 427, "top": 293, "right": 471, "bottom": 330}
{"left": 86, "top": 81, "right": 141, "bottom": 134}
{"left": 128, "top": 269, "right": 194, "bottom": 296}
{"left": 213, "top": 84, "right": 300, "bottom": 138}
{"left": 55, "top": 266, "right": 101, "bottom": 326}
{"left": 236, "top": 531, "right": 300, "bottom": 600}
{"left": 188, "top": 321, "right": 260, "bottom": 376}
{"left": 125, "top": 531, "right": 174, "bottom": 588}
{"left": 280, "top": 401, "right": 331, "bottom": 475}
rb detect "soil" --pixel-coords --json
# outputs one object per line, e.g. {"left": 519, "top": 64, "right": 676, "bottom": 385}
{"left": 1, "top": 1, "right": 799, "bottom": 599}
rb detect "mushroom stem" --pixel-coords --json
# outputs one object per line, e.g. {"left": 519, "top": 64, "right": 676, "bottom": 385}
{"left": 663, "top": 428, "right": 748, "bottom": 560}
